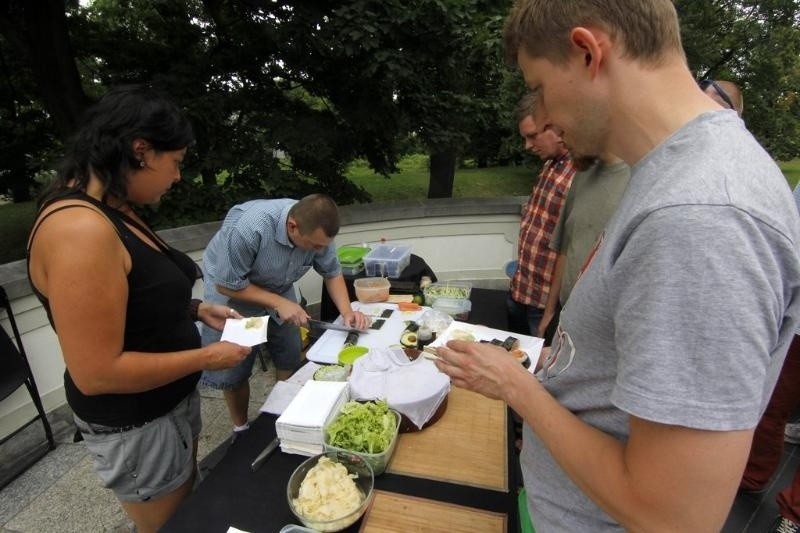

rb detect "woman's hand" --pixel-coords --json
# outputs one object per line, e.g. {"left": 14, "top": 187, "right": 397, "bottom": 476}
{"left": 203, "top": 341, "right": 251, "bottom": 370}
{"left": 199, "top": 302, "right": 242, "bottom": 332}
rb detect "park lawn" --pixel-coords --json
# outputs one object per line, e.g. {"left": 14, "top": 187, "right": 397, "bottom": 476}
{"left": 0, "top": 200, "right": 36, "bottom": 265}
{"left": 781, "top": 159, "right": 800, "bottom": 188}
{"left": 346, "top": 156, "right": 533, "bottom": 202}
{"left": 2, "top": 158, "right": 798, "bottom": 264}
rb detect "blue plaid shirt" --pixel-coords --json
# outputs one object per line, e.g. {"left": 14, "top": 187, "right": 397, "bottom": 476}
{"left": 202, "top": 199, "right": 341, "bottom": 315}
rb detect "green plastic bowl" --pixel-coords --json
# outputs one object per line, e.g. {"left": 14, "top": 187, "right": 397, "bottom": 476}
{"left": 338, "top": 346, "right": 369, "bottom": 365}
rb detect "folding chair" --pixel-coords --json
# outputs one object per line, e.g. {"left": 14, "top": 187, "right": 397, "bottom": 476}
{"left": 0, "top": 285, "right": 56, "bottom": 488}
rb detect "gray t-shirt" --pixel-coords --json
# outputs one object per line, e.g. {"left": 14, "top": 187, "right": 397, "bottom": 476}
{"left": 522, "top": 110, "right": 800, "bottom": 532}
{"left": 550, "top": 160, "right": 631, "bottom": 305}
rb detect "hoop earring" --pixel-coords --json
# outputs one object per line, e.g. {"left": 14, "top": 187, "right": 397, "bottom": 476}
{"left": 139, "top": 160, "right": 146, "bottom": 168}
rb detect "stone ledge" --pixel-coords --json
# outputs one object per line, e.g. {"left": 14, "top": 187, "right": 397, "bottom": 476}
{"left": 1, "top": 196, "right": 526, "bottom": 300}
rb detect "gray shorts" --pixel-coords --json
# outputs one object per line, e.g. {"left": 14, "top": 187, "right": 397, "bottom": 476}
{"left": 73, "top": 389, "right": 201, "bottom": 502}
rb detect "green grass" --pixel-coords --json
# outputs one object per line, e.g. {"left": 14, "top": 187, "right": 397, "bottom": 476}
{"left": 2, "top": 157, "right": 798, "bottom": 265}
{"left": 781, "top": 159, "right": 800, "bottom": 189}
{"left": 346, "top": 155, "right": 533, "bottom": 202}
{"left": 0, "top": 200, "right": 36, "bottom": 265}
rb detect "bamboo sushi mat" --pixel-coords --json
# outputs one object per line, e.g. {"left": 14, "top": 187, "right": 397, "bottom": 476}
{"left": 360, "top": 490, "right": 507, "bottom": 532}
{"left": 386, "top": 387, "right": 508, "bottom": 491}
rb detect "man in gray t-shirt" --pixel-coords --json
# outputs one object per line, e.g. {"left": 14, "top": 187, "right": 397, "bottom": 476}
{"left": 434, "top": 2, "right": 800, "bottom": 531}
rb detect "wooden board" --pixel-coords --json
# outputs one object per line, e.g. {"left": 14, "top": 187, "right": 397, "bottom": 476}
{"left": 386, "top": 387, "right": 508, "bottom": 491}
{"left": 360, "top": 490, "right": 507, "bottom": 533}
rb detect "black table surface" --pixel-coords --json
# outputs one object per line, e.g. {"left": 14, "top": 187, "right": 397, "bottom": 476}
{"left": 163, "top": 288, "right": 516, "bottom": 533}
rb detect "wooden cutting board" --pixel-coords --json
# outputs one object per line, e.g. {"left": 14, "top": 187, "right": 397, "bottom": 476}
{"left": 386, "top": 387, "right": 508, "bottom": 491}
{"left": 360, "top": 490, "right": 507, "bottom": 532}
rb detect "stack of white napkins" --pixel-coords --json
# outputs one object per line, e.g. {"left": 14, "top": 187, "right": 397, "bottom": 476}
{"left": 275, "top": 380, "right": 349, "bottom": 456}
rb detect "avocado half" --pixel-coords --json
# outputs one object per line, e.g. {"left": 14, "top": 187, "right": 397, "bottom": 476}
{"left": 400, "top": 331, "right": 418, "bottom": 348}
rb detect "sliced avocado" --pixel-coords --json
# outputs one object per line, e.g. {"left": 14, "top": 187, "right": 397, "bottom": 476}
{"left": 400, "top": 331, "right": 418, "bottom": 348}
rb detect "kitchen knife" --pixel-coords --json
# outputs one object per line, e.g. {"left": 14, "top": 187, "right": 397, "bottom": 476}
{"left": 250, "top": 436, "right": 280, "bottom": 472}
{"left": 307, "top": 319, "right": 368, "bottom": 334}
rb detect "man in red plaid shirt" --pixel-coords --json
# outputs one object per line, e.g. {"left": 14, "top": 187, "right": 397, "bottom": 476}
{"left": 507, "top": 92, "right": 576, "bottom": 339}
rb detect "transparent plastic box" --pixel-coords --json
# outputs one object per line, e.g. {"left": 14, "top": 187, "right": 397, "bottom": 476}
{"left": 432, "top": 297, "right": 472, "bottom": 320}
{"left": 423, "top": 281, "right": 472, "bottom": 306}
{"left": 363, "top": 243, "right": 412, "bottom": 278}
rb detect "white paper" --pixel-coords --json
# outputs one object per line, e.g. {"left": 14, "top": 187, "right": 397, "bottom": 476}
{"left": 276, "top": 380, "right": 349, "bottom": 428}
{"left": 260, "top": 380, "right": 303, "bottom": 415}
{"left": 220, "top": 316, "right": 269, "bottom": 347}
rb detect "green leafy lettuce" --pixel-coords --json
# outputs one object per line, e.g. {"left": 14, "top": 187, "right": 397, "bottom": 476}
{"left": 326, "top": 400, "right": 396, "bottom": 454}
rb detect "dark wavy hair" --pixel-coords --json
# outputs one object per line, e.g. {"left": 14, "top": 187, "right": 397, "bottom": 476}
{"left": 39, "top": 84, "right": 194, "bottom": 207}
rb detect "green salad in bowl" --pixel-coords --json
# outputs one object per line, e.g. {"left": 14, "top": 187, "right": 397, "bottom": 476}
{"left": 324, "top": 400, "right": 401, "bottom": 475}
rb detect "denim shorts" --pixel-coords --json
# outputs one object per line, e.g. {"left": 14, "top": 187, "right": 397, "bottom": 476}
{"left": 73, "top": 389, "right": 201, "bottom": 502}
{"left": 200, "top": 313, "right": 302, "bottom": 389}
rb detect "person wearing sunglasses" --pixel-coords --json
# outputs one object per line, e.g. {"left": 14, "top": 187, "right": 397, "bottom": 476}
{"left": 700, "top": 79, "right": 744, "bottom": 116}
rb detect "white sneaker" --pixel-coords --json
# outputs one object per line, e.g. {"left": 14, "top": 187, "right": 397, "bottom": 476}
{"left": 785, "top": 422, "right": 800, "bottom": 445}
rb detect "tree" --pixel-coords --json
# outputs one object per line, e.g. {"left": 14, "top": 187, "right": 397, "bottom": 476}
{"left": 0, "top": 0, "right": 798, "bottom": 210}
{"left": 0, "top": 0, "right": 88, "bottom": 201}
{"left": 677, "top": 0, "right": 800, "bottom": 160}
{"left": 302, "top": 0, "right": 512, "bottom": 198}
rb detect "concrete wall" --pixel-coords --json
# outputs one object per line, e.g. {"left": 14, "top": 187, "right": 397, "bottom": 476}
{"left": 0, "top": 197, "right": 524, "bottom": 438}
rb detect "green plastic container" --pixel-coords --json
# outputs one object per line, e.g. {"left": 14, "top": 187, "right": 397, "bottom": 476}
{"left": 337, "top": 245, "right": 371, "bottom": 265}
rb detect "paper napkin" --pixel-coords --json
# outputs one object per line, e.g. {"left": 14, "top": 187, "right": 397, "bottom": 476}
{"left": 220, "top": 316, "right": 269, "bottom": 346}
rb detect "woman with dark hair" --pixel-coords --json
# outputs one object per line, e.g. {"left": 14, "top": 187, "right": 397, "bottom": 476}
{"left": 26, "top": 85, "right": 250, "bottom": 532}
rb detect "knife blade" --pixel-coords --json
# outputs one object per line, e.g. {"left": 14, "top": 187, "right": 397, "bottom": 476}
{"left": 307, "top": 319, "right": 368, "bottom": 334}
{"left": 250, "top": 436, "right": 279, "bottom": 472}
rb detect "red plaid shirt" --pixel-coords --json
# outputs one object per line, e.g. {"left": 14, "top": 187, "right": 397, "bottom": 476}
{"left": 511, "top": 153, "right": 575, "bottom": 308}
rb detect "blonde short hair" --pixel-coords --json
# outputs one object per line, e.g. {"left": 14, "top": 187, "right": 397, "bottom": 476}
{"left": 503, "top": 0, "right": 684, "bottom": 67}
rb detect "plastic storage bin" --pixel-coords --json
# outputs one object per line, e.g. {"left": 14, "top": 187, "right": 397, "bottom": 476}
{"left": 353, "top": 277, "right": 390, "bottom": 303}
{"left": 363, "top": 243, "right": 412, "bottom": 278}
{"left": 337, "top": 245, "right": 371, "bottom": 277}
{"left": 423, "top": 281, "right": 472, "bottom": 306}
{"left": 432, "top": 297, "right": 472, "bottom": 320}
{"left": 340, "top": 263, "right": 364, "bottom": 276}
{"left": 279, "top": 525, "right": 318, "bottom": 533}
{"left": 324, "top": 409, "right": 401, "bottom": 475}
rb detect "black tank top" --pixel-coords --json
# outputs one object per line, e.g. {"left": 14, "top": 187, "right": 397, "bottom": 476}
{"left": 27, "top": 191, "right": 202, "bottom": 426}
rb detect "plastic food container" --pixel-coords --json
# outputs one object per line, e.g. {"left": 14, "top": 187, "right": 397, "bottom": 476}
{"left": 423, "top": 281, "right": 472, "bottom": 306}
{"left": 279, "top": 525, "right": 318, "bottom": 533}
{"left": 313, "top": 364, "right": 350, "bottom": 382}
{"left": 337, "top": 245, "right": 371, "bottom": 264}
{"left": 340, "top": 263, "right": 364, "bottom": 276}
{"left": 363, "top": 243, "right": 412, "bottom": 278}
{"left": 353, "top": 277, "right": 390, "bottom": 303}
{"left": 338, "top": 246, "right": 371, "bottom": 277}
{"left": 432, "top": 297, "right": 472, "bottom": 320}
{"left": 323, "top": 408, "right": 401, "bottom": 476}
